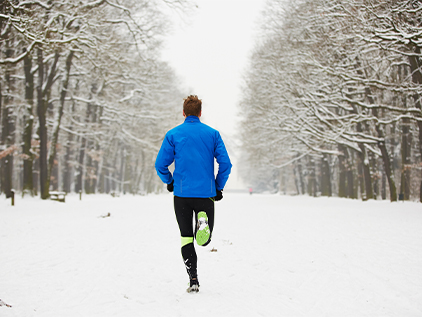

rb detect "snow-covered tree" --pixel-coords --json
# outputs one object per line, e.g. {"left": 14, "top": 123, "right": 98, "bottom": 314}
{"left": 239, "top": 0, "right": 422, "bottom": 201}
{"left": 0, "top": 0, "right": 192, "bottom": 199}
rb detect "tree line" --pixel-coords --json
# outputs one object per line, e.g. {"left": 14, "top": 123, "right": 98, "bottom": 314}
{"left": 0, "top": 0, "right": 189, "bottom": 199}
{"left": 239, "top": 0, "right": 422, "bottom": 202}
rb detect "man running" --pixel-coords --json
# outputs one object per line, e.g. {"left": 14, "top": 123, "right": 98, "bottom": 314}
{"left": 155, "top": 95, "right": 232, "bottom": 293}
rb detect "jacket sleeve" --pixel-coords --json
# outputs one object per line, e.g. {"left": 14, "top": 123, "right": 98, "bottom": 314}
{"left": 155, "top": 133, "right": 175, "bottom": 184}
{"left": 214, "top": 132, "right": 232, "bottom": 190}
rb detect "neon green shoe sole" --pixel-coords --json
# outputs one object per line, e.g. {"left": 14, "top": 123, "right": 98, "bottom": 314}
{"left": 196, "top": 211, "right": 210, "bottom": 246}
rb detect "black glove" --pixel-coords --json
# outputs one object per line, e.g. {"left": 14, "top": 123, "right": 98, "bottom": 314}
{"left": 214, "top": 189, "right": 223, "bottom": 201}
{"left": 167, "top": 180, "right": 174, "bottom": 192}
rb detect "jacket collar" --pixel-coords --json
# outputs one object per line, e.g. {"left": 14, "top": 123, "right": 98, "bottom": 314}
{"left": 184, "top": 115, "right": 201, "bottom": 123}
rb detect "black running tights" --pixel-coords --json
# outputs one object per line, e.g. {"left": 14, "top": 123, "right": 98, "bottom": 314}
{"left": 174, "top": 196, "right": 215, "bottom": 280}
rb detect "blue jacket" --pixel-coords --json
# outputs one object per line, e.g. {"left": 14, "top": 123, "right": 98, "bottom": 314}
{"left": 155, "top": 116, "right": 232, "bottom": 198}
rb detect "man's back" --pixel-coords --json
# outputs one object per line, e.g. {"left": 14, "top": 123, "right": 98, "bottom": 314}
{"left": 155, "top": 115, "right": 232, "bottom": 198}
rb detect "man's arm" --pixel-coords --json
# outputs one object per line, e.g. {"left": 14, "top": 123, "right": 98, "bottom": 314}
{"left": 214, "top": 133, "right": 232, "bottom": 190}
{"left": 155, "top": 134, "right": 175, "bottom": 184}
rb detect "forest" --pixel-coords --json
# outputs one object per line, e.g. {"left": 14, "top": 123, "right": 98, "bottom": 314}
{"left": 2, "top": 0, "right": 422, "bottom": 203}
{"left": 239, "top": 0, "right": 422, "bottom": 202}
{"left": 0, "top": 0, "right": 189, "bottom": 200}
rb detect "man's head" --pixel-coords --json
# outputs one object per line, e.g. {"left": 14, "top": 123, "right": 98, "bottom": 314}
{"left": 183, "top": 95, "right": 202, "bottom": 118}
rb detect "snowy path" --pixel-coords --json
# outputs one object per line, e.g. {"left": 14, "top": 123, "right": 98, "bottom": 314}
{"left": 1, "top": 194, "right": 421, "bottom": 316}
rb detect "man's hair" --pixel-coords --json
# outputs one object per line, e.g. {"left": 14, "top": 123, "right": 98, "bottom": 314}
{"left": 183, "top": 95, "right": 202, "bottom": 117}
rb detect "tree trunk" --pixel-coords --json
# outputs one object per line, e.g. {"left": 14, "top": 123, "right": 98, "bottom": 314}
{"left": 32, "top": 149, "right": 39, "bottom": 196}
{"left": 307, "top": 156, "right": 317, "bottom": 197}
{"left": 297, "top": 157, "right": 305, "bottom": 195}
{"left": 346, "top": 87, "right": 374, "bottom": 200}
{"left": 0, "top": 39, "right": 15, "bottom": 198}
{"left": 320, "top": 154, "right": 331, "bottom": 197}
{"left": 1, "top": 43, "right": 15, "bottom": 198}
{"left": 293, "top": 163, "right": 300, "bottom": 195}
{"left": 22, "top": 51, "right": 35, "bottom": 195}
{"left": 62, "top": 132, "right": 74, "bottom": 193}
{"left": 95, "top": 146, "right": 104, "bottom": 193}
{"left": 338, "top": 146, "right": 347, "bottom": 198}
{"left": 76, "top": 102, "right": 92, "bottom": 193}
{"left": 345, "top": 148, "right": 356, "bottom": 199}
{"left": 0, "top": 83, "right": 2, "bottom": 143}
{"left": 381, "top": 167, "right": 387, "bottom": 200}
{"left": 356, "top": 144, "right": 373, "bottom": 200}
{"left": 111, "top": 149, "right": 119, "bottom": 193}
{"left": 62, "top": 85, "right": 78, "bottom": 193}
{"left": 85, "top": 153, "right": 95, "bottom": 194}
{"left": 37, "top": 48, "right": 59, "bottom": 199}
{"left": 124, "top": 152, "right": 133, "bottom": 194}
{"left": 357, "top": 154, "right": 365, "bottom": 199}
{"left": 119, "top": 146, "right": 126, "bottom": 194}
{"left": 75, "top": 136, "right": 86, "bottom": 194}
{"left": 48, "top": 51, "right": 73, "bottom": 188}
{"left": 104, "top": 167, "right": 110, "bottom": 193}
{"left": 400, "top": 117, "right": 411, "bottom": 201}
{"left": 365, "top": 87, "right": 397, "bottom": 201}
{"left": 1, "top": 86, "right": 14, "bottom": 198}
{"left": 93, "top": 105, "right": 103, "bottom": 193}
{"left": 85, "top": 104, "right": 99, "bottom": 194}
{"left": 36, "top": 48, "right": 48, "bottom": 199}
{"left": 378, "top": 140, "right": 397, "bottom": 201}
{"left": 408, "top": 45, "right": 422, "bottom": 202}
{"left": 372, "top": 156, "right": 379, "bottom": 200}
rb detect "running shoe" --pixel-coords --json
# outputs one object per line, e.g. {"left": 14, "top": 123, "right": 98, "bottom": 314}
{"left": 186, "top": 278, "right": 200, "bottom": 293}
{"left": 196, "top": 211, "right": 210, "bottom": 246}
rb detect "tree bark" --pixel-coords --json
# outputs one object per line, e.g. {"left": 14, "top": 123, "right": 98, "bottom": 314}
{"left": 357, "top": 154, "right": 365, "bottom": 199}
{"left": 400, "top": 113, "right": 411, "bottom": 201}
{"left": 85, "top": 104, "right": 99, "bottom": 194}
{"left": 0, "top": 83, "right": 2, "bottom": 142}
{"left": 297, "top": 157, "right": 305, "bottom": 195}
{"left": 119, "top": 146, "right": 126, "bottom": 194}
{"left": 346, "top": 86, "right": 374, "bottom": 200}
{"left": 338, "top": 146, "right": 347, "bottom": 198}
{"left": 365, "top": 87, "right": 397, "bottom": 201}
{"left": 372, "top": 156, "right": 379, "bottom": 200}
{"left": 62, "top": 132, "right": 74, "bottom": 193}
{"left": 75, "top": 102, "right": 92, "bottom": 193}
{"left": 22, "top": 50, "right": 35, "bottom": 195}
{"left": 345, "top": 148, "right": 356, "bottom": 199}
{"left": 75, "top": 136, "right": 86, "bottom": 194}
{"left": 37, "top": 48, "right": 59, "bottom": 199}
{"left": 307, "top": 156, "right": 317, "bottom": 197}
{"left": 381, "top": 168, "right": 387, "bottom": 200}
{"left": 36, "top": 48, "right": 48, "bottom": 199}
{"left": 1, "top": 43, "right": 15, "bottom": 198}
{"left": 62, "top": 82, "right": 78, "bottom": 193}
{"left": 408, "top": 45, "right": 422, "bottom": 202}
{"left": 320, "top": 154, "right": 331, "bottom": 197}
{"left": 1, "top": 86, "right": 13, "bottom": 197}
{"left": 62, "top": 124, "right": 74, "bottom": 193}
{"left": 47, "top": 50, "right": 73, "bottom": 188}
{"left": 293, "top": 164, "right": 300, "bottom": 195}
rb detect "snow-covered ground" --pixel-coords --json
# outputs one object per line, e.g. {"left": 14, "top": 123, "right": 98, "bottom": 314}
{"left": 1, "top": 193, "right": 421, "bottom": 317}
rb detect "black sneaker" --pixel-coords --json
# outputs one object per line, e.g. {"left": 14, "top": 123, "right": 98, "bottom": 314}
{"left": 186, "top": 278, "right": 200, "bottom": 293}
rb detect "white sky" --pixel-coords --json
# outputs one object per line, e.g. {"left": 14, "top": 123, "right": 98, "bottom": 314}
{"left": 161, "top": 0, "right": 266, "bottom": 137}
{"left": 160, "top": 0, "right": 266, "bottom": 189}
